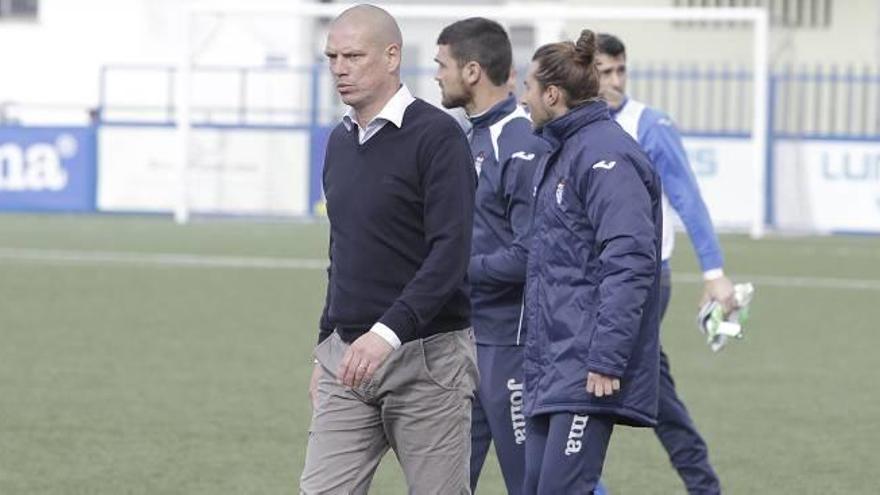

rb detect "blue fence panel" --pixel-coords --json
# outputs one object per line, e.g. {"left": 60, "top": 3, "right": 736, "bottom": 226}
{"left": 0, "top": 126, "right": 97, "bottom": 212}
{"left": 772, "top": 64, "right": 880, "bottom": 140}
{"left": 628, "top": 62, "right": 880, "bottom": 141}
{"left": 95, "top": 62, "right": 880, "bottom": 139}
{"left": 629, "top": 63, "right": 754, "bottom": 136}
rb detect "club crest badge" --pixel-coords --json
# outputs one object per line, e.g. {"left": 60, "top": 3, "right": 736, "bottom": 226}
{"left": 474, "top": 151, "right": 485, "bottom": 176}
{"left": 555, "top": 178, "right": 566, "bottom": 206}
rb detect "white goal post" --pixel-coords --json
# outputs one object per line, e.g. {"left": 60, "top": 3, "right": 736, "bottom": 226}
{"left": 177, "top": 1, "right": 769, "bottom": 238}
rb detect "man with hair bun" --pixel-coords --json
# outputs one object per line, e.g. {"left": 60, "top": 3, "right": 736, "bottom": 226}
{"left": 519, "top": 29, "right": 662, "bottom": 494}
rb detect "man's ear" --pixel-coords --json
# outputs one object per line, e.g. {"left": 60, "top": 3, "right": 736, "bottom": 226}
{"left": 385, "top": 43, "right": 401, "bottom": 72}
{"left": 462, "top": 61, "right": 481, "bottom": 86}
{"left": 544, "top": 84, "right": 560, "bottom": 107}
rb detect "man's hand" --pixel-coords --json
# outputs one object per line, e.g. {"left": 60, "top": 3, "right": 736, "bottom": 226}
{"left": 337, "top": 332, "right": 394, "bottom": 389}
{"left": 586, "top": 372, "right": 621, "bottom": 398}
{"left": 309, "top": 363, "right": 322, "bottom": 410}
{"left": 702, "top": 275, "right": 737, "bottom": 315}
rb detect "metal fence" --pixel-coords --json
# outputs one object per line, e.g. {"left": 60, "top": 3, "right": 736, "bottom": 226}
{"left": 629, "top": 62, "right": 880, "bottom": 140}
{"left": 772, "top": 65, "right": 880, "bottom": 139}
{"left": 85, "top": 62, "right": 880, "bottom": 141}
{"left": 629, "top": 64, "right": 753, "bottom": 136}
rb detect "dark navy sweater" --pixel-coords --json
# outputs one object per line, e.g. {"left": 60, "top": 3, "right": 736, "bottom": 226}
{"left": 468, "top": 95, "right": 549, "bottom": 345}
{"left": 319, "top": 99, "right": 476, "bottom": 345}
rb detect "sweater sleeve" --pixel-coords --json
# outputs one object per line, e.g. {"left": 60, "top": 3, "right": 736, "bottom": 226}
{"left": 378, "top": 122, "right": 476, "bottom": 343}
{"left": 317, "top": 142, "right": 335, "bottom": 345}
{"left": 317, "top": 232, "right": 334, "bottom": 344}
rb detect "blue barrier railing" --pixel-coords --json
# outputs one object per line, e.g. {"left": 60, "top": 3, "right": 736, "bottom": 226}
{"left": 98, "top": 64, "right": 315, "bottom": 128}
{"left": 629, "top": 64, "right": 753, "bottom": 136}
{"left": 97, "top": 63, "right": 880, "bottom": 140}
{"left": 630, "top": 62, "right": 880, "bottom": 140}
{"left": 772, "top": 64, "right": 880, "bottom": 139}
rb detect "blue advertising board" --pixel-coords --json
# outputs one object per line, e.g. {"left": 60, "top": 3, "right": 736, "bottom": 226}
{"left": 309, "top": 125, "right": 333, "bottom": 215}
{"left": 0, "top": 126, "right": 96, "bottom": 212}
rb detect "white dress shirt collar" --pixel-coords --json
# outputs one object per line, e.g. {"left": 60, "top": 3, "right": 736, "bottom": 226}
{"left": 342, "top": 84, "right": 415, "bottom": 144}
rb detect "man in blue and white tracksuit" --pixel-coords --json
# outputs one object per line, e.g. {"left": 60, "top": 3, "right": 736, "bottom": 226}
{"left": 435, "top": 18, "right": 551, "bottom": 494}
{"left": 596, "top": 33, "right": 738, "bottom": 495}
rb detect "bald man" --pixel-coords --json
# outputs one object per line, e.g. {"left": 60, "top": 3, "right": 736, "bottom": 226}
{"left": 300, "top": 5, "right": 479, "bottom": 494}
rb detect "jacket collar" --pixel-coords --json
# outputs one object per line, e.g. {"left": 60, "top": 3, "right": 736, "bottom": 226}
{"left": 468, "top": 94, "right": 518, "bottom": 129}
{"left": 538, "top": 99, "right": 610, "bottom": 150}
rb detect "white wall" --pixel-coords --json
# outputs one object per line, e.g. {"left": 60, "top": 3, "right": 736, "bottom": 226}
{"left": 3, "top": 0, "right": 877, "bottom": 122}
{"left": 0, "top": 0, "right": 313, "bottom": 124}
{"left": 2, "top": 0, "right": 170, "bottom": 117}
{"left": 545, "top": 0, "right": 880, "bottom": 68}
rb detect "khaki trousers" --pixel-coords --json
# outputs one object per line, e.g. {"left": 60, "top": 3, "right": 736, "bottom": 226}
{"left": 300, "top": 329, "right": 478, "bottom": 495}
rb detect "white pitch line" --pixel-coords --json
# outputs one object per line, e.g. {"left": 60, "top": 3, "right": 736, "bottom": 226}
{"left": 720, "top": 242, "right": 880, "bottom": 259}
{"left": 672, "top": 272, "right": 880, "bottom": 291}
{"left": 0, "top": 247, "right": 327, "bottom": 270}
{"left": 0, "top": 247, "right": 879, "bottom": 291}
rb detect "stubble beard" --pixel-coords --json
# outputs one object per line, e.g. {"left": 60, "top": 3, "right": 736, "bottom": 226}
{"left": 441, "top": 87, "right": 470, "bottom": 111}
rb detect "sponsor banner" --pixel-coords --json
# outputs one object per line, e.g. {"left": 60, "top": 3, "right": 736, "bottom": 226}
{"left": 0, "top": 126, "right": 96, "bottom": 211}
{"left": 681, "top": 137, "right": 755, "bottom": 230}
{"left": 775, "top": 140, "right": 880, "bottom": 233}
{"left": 98, "top": 126, "right": 309, "bottom": 216}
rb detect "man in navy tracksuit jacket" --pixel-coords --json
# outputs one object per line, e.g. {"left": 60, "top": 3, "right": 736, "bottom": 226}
{"left": 520, "top": 31, "right": 662, "bottom": 494}
{"left": 435, "top": 18, "right": 550, "bottom": 494}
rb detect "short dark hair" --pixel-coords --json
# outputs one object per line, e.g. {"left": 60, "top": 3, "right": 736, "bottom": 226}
{"left": 597, "top": 33, "right": 627, "bottom": 58}
{"left": 532, "top": 29, "right": 600, "bottom": 107}
{"left": 437, "top": 17, "right": 512, "bottom": 87}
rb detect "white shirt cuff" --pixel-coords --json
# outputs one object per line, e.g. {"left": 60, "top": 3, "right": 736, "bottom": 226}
{"left": 703, "top": 268, "right": 725, "bottom": 281}
{"left": 369, "top": 322, "right": 401, "bottom": 349}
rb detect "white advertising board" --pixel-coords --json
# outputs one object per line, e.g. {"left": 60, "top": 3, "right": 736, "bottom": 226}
{"left": 775, "top": 140, "right": 880, "bottom": 233}
{"left": 681, "top": 137, "right": 756, "bottom": 231}
{"left": 98, "top": 126, "right": 309, "bottom": 216}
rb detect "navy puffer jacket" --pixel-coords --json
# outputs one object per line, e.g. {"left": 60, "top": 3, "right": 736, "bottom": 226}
{"left": 523, "top": 101, "right": 662, "bottom": 427}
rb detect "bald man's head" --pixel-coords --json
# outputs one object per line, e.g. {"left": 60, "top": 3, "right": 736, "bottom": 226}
{"left": 332, "top": 4, "right": 402, "bottom": 49}
{"left": 325, "top": 4, "right": 403, "bottom": 120}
